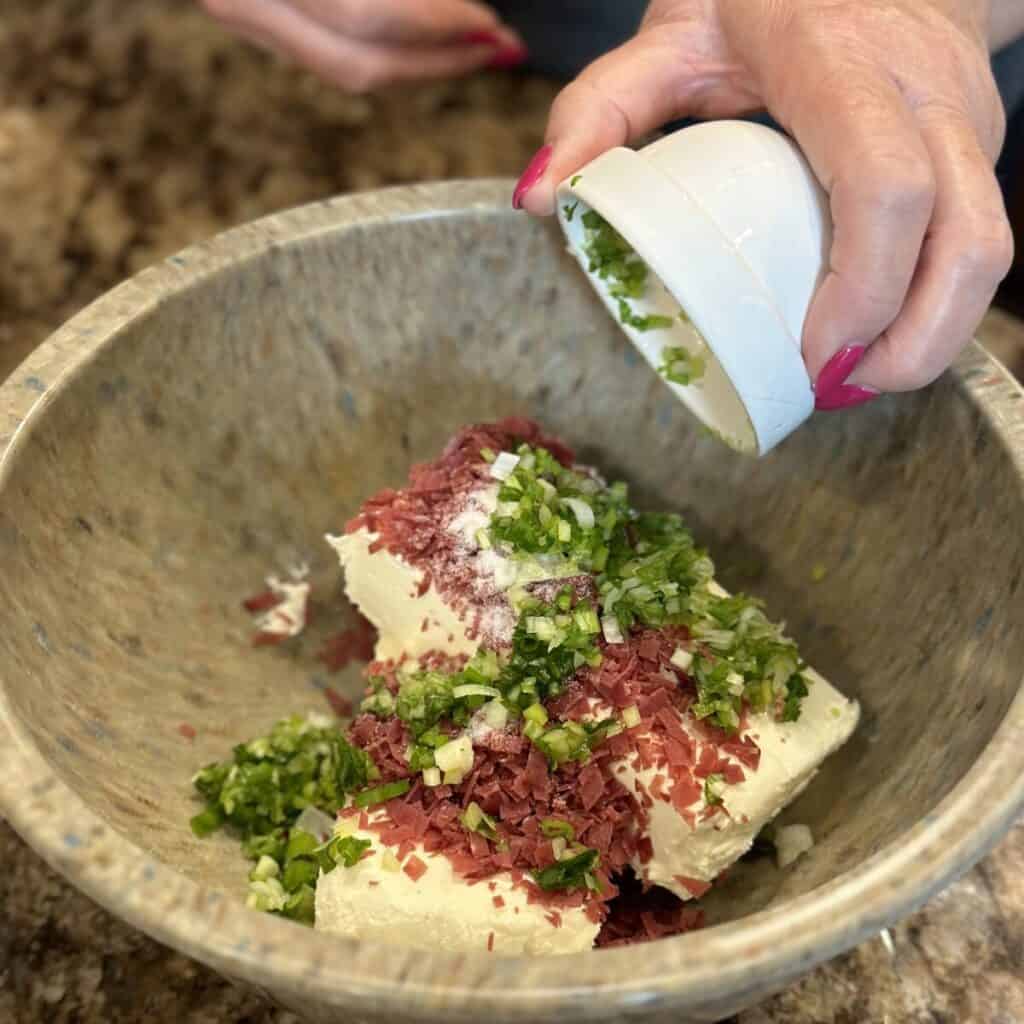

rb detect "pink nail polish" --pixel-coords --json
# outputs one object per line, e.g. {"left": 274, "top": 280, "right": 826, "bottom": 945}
{"left": 459, "top": 30, "right": 503, "bottom": 46}
{"left": 815, "top": 384, "right": 880, "bottom": 412}
{"left": 488, "top": 44, "right": 528, "bottom": 70}
{"left": 513, "top": 144, "right": 552, "bottom": 210}
{"left": 815, "top": 345, "right": 867, "bottom": 397}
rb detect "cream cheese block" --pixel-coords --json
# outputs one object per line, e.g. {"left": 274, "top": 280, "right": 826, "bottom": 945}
{"left": 327, "top": 483, "right": 577, "bottom": 663}
{"left": 616, "top": 666, "right": 859, "bottom": 900}
{"left": 314, "top": 824, "right": 599, "bottom": 956}
{"left": 327, "top": 529, "right": 476, "bottom": 662}
{"left": 331, "top": 474, "right": 860, "bottom": 910}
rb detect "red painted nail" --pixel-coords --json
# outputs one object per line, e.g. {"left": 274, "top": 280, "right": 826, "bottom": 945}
{"left": 488, "top": 44, "right": 528, "bottom": 70}
{"left": 459, "top": 30, "right": 503, "bottom": 47}
{"left": 815, "top": 384, "right": 879, "bottom": 412}
{"left": 513, "top": 144, "right": 552, "bottom": 209}
{"left": 815, "top": 345, "right": 867, "bottom": 396}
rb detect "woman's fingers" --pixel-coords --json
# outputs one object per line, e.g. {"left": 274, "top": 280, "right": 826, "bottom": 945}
{"left": 789, "top": 62, "right": 937, "bottom": 389}
{"left": 845, "top": 106, "right": 1014, "bottom": 393}
{"left": 514, "top": 26, "right": 748, "bottom": 214}
{"left": 285, "top": 0, "right": 518, "bottom": 48}
{"left": 203, "top": 0, "right": 511, "bottom": 92}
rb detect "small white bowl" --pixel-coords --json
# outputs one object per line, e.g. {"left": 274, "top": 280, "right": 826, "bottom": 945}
{"left": 557, "top": 121, "right": 831, "bottom": 455}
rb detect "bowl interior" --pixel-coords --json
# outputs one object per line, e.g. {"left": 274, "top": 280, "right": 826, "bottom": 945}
{"left": 2, "top": 195, "right": 1023, "bottom": 934}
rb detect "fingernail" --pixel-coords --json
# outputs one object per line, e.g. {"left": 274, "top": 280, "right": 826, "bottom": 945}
{"left": 488, "top": 44, "right": 528, "bottom": 70}
{"left": 459, "top": 30, "right": 503, "bottom": 46}
{"left": 513, "top": 144, "right": 552, "bottom": 210}
{"left": 815, "top": 345, "right": 867, "bottom": 397}
{"left": 815, "top": 384, "right": 880, "bottom": 412}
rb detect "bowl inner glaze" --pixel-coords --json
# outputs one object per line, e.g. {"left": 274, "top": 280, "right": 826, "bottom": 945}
{"left": 1, "top": 184, "right": 1022, "bottom": 1017}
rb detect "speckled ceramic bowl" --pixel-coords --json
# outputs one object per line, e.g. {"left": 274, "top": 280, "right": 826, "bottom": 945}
{"left": 1, "top": 182, "right": 1023, "bottom": 1024}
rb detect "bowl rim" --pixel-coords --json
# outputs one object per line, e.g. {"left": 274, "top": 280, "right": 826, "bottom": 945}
{"left": 1, "top": 180, "right": 1023, "bottom": 1019}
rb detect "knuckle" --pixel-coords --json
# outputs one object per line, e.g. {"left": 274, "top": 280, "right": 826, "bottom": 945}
{"left": 859, "top": 154, "right": 936, "bottom": 220}
{"left": 955, "top": 218, "right": 1015, "bottom": 283}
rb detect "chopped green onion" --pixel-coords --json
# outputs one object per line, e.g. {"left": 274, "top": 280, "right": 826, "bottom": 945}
{"left": 189, "top": 714, "right": 376, "bottom": 854}
{"left": 282, "top": 857, "right": 319, "bottom": 892}
{"left": 529, "top": 718, "right": 613, "bottom": 768}
{"left": 617, "top": 298, "right": 675, "bottom": 332}
{"left": 190, "top": 806, "right": 224, "bottom": 838}
{"left": 247, "top": 877, "right": 287, "bottom": 913}
{"left": 523, "top": 703, "right": 549, "bottom": 727}
{"left": 433, "top": 735, "right": 474, "bottom": 778}
{"left": 489, "top": 451, "right": 521, "bottom": 480}
{"left": 461, "top": 801, "right": 500, "bottom": 841}
{"left": 704, "top": 773, "right": 725, "bottom": 807}
{"left": 315, "top": 833, "right": 372, "bottom": 873}
{"left": 562, "top": 497, "right": 595, "bottom": 530}
{"left": 286, "top": 830, "right": 320, "bottom": 861}
{"left": 670, "top": 646, "right": 693, "bottom": 671}
{"left": 475, "top": 699, "right": 509, "bottom": 732}
{"left": 422, "top": 766, "right": 442, "bottom": 787}
{"left": 352, "top": 779, "right": 411, "bottom": 808}
{"left": 532, "top": 847, "right": 600, "bottom": 892}
{"left": 540, "top": 818, "right": 575, "bottom": 841}
{"left": 280, "top": 885, "right": 316, "bottom": 925}
{"left": 622, "top": 705, "right": 641, "bottom": 729}
{"left": 451, "top": 684, "right": 501, "bottom": 700}
{"left": 659, "top": 346, "right": 707, "bottom": 386}
{"left": 782, "top": 674, "right": 810, "bottom": 723}
{"left": 601, "top": 614, "right": 624, "bottom": 645}
{"left": 250, "top": 855, "right": 280, "bottom": 882}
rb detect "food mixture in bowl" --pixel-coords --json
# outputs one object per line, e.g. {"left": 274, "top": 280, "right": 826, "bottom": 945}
{"left": 189, "top": 418, "right": 859, "bottom": 954}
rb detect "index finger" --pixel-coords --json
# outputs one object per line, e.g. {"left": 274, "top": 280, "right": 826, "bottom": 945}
{"left": 287, "top": 0, "right": 514, "bottom": 46}
{"left": 514, "top": 26, "right": 736, "bottom": 215}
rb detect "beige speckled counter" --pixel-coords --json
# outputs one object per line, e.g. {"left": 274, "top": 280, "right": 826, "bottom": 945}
{"left": 0, "top": 3, "right": 1021, "bottom": 1021}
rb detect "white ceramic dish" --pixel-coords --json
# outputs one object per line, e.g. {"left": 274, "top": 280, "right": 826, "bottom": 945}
{"left": 557, "top": 121, "right": 831, "bottom": 455}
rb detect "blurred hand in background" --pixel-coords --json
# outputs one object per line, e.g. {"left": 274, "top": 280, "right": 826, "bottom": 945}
{"left": 200, "top": 0, "right": 526, "bottom": 92}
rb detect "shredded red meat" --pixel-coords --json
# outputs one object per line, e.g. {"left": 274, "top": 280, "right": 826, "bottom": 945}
{"left": 251, "top": 631, "right": 289, "bottom": 648}
{"left": 323, "top": 687, "right": 353, "bottom": 718}
{"left": 403, "top": 855, "right": 427, "bottom": 882}
{"left": 242, "top": 589, "right": 281, "bottom": 613}
{"left": 351, "top": 670, "right": 645, "bottom": 923}
{"left": 177, "top": 723, "right": 196, "bottom": 741}
{"left": 674, "top": 876, "right": 712, "bottom": 899}
{"left": 343, "top": 621, "right": 764, "bottom": 932}
{"left": 596, "top": 870, "right": 706, "bottom": 947}
{"left": 341, "top": 419, "right": 575, "bottom": 650}
{"left": 318, "top": 614, "right": 377, "bottom": 672}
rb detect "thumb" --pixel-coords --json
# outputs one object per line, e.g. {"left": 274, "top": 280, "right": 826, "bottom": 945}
{"left": 514, "top": 35, "right": 690, "bottom": 214}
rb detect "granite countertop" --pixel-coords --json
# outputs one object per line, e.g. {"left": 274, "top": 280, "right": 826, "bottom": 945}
{"left": 0, "top": 4, "right": 1022, "bottom": 1022}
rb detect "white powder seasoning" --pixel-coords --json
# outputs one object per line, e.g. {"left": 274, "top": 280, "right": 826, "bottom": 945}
{"left": 446, "top": 482, "right": 583, "bottom": 648}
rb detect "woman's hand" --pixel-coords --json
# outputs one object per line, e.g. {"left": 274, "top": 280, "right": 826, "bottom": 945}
{"left": 201, "top": 0, "right": 526, "bottom": 93}
{"left": 515, "top": 1, "right": 1014, "bottom": 408}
